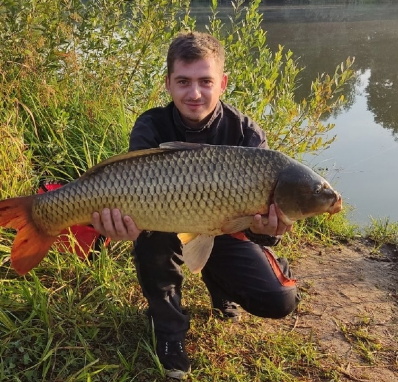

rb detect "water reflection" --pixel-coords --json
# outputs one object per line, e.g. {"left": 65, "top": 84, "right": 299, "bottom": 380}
{"left": 260, "top": 4, "right": 398, "bottom": 137}
{"left": 367, "top": 57, "right": 398, "bottom": 135}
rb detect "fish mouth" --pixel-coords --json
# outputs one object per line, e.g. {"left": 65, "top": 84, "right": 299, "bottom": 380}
{"left": 327, "top": 193, "right": 343, "bottom": 215}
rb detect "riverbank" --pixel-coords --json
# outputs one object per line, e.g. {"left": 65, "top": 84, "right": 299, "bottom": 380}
{"left": 290, "top": 238, "right": 398, "bottom": 381}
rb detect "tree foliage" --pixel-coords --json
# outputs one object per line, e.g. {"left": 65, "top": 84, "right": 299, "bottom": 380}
{"left": 0, "top": 0, "right": 354, "bottom": 186}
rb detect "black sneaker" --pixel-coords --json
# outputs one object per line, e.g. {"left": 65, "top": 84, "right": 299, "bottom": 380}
{"left": 212, "top": 299, "right": 242, "bottom": 323}
{"left": 156, "top": 339, "right": 191, "bottom": 380}
{"left": 202, "top": 272, "right": 242, "bottom": 322}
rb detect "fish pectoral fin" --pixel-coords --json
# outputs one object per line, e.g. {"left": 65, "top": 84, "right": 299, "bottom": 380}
{"left": 221, "top": 216, "right": 255, "bottom": 234}
{"left": 177, "top": 232, "right": 200, "bottom": 245}
{"left": 181, "top": 234, "right": 215, "bottom": 274}
{"left": 222, "top": 215, "right": 271, "bottom": 234}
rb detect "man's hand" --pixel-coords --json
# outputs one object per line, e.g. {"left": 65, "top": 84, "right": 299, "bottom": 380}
{"left": 91, "top": 208, "right": 142, "bottom": 241}
{"left": 249, "top": 204, "right": 292, "bottom": 236}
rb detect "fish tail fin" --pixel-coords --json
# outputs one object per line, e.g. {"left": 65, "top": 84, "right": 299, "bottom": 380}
{"left": 0, "top": 196, "right": 56, "bottom": 275}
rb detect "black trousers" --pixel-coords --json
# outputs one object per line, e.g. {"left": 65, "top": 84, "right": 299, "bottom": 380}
{"left": 133, "top": 232, "right": 299, "bottom": 341}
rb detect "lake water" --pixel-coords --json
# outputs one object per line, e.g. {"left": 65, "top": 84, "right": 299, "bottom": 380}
{"left": 194, "top": 2, "right": 398, "bottom": 226}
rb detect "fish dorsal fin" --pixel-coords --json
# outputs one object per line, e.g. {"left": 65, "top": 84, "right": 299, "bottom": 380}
{"left": 83, "top": 142, "right": 206, "bottom": 177}
{"left": 82, "top": 147, "right": 178, "bottom": 177}
{"left": 159, "top": 141, "right": 209, "bottom": 150}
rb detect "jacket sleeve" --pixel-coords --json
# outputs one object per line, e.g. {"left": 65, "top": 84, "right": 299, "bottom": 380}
{"left": 128, "top": 115, "right": 162, "bottom": 152}
{"left": 243, "top": 229, "right": 281, "bottom": 247}
{"left": 241, "top": 116, "right": 269, "bottom": 149}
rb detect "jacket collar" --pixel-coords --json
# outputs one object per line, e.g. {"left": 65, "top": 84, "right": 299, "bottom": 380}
{"left": 172, "top": 101, "right": 222, "bottom": 137}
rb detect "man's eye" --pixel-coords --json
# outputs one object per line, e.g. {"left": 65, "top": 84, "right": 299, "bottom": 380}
{"left": 178, "top": 80, "right": 189, "bottom": 85}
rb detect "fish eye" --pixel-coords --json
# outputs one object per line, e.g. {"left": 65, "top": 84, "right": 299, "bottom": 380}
{"left": 314, "top": 185, "right": 322, "bottom": 194}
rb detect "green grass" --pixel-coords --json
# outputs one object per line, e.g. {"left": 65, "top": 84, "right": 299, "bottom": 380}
{"left": 336, "top": 315, "right": 383, "bottom": 365}
{"left": 272, "top": 204, "right": 359, "bottom": 262}
{"left": 363, "top": 217, "right": 398, "bottom": 250}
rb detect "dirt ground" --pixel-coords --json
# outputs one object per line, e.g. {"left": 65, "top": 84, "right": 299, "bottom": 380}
{"left": 291, "top": 238, "right": 398, "bottom": 381}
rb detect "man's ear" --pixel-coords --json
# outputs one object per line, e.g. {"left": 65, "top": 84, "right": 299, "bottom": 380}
{"left": 165, "top": 75, "right": 170, "bottom": 92}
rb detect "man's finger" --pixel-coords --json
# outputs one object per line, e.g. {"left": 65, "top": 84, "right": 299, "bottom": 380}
{"left": 91, "top": 211, "right": 106, "bottom": 235}
{"left": 124, "top": 215, "right": 142, "bottom": 239}
{"left": 111, "top": 208, "right": 127, "bottom": 236}
{"left": 267, "top": 204, "right": 278, "bottom": 228}
{"left": 101, "top": 208, "right": 116, "bottom": 233}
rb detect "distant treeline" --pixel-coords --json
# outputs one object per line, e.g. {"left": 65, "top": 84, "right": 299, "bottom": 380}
{"left": 191, "top": 0, "right": 392, "bottom": 4}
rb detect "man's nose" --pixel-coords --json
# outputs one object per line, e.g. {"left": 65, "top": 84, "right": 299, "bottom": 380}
{"left": 188, "top": 83, "right": 201, "bottom": 99}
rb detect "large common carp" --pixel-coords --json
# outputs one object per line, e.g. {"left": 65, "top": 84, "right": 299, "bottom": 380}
{"left": 0, "top": 142, "right": 342, "bottom": 275}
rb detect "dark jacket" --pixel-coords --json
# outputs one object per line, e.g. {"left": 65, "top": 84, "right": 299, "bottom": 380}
{"left": 129, "top": 101, "right": 268, "bottom": 151}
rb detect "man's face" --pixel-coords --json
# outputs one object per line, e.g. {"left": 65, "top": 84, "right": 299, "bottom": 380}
{"left": 165, "top": 57, "right": 228, "bottom": 129}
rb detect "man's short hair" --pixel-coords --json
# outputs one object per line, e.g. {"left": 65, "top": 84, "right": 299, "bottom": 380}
{"left": 167, "top": 32, "right": 225, "bottom": 76}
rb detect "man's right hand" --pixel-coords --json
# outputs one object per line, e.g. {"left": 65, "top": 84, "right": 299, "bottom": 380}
{"left": 91, "top": 208, "right": 142, "bottom": 241}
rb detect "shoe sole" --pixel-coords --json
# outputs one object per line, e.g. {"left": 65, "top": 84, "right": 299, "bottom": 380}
{"left": 212, "top": 308, "right": 242, "bottom": 322}
{"left": 165, "top": 367, "right": 191, "bottom": 379}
